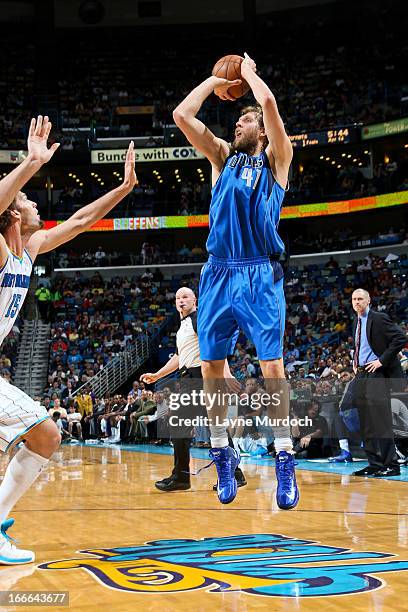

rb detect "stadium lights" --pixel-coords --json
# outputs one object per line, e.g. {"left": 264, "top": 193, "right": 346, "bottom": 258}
{"left": 364, "top": 150, "right": 369, "bottom": 154}
{"left": 79, "top": 182, "right": 83, "bottom": 186}
{"left": 358, "top": 162, "right": 363, "bottom": 166}
{"left": 353, "top": 158, "right": 357, "bottom": 162}
{"left": 404, "top": 144, "right": 408, "bottom": 148}
{"left": 341, "top": 153, "right": 346, "bottom": 157}
{"left": 337, "top": 164, "right": 341, "bottom": 169}
{"left": 68, "top": 172, "right": 73, "bottom": 177}
{"left": 100, "top": 181, "right": 105, "bottom": 186}
{"left": 331, "top": 161, "right": 336, "bottom": 165}
{"left": 347, "top": 154, "right": 352, "bottom": 158}
{"left": 325, "top": 157, "right": 330, "bottom": 161}
{"left": 319, "top": 155, "right": 324, "bottom": 160}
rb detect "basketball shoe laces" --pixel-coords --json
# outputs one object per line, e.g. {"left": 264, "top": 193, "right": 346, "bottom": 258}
{"left": 277, "top": 454, "right": 296, "bottom": 487}
{"left": 184, "top": 452, "right": 232, "bottom": 483}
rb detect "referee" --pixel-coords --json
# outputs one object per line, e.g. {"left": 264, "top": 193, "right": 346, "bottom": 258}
{"left": 140, "top": 286, "right": 246, "bottom": 492}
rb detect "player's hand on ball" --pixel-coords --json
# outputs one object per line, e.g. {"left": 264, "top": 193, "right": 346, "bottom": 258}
{"left": 241, "top": 52, "right": 257, "bottom": 77}
{"left": 140, "top": 372, "right": 157, "bottom": 384}
{"left": 213, "top": 77, "right": 242, "bottom": 101}
{"left": 122, "top": 141, "right": 138, "bottom": 191}
{"left": 27, "top": 115, "right": 60, "bottom": 164}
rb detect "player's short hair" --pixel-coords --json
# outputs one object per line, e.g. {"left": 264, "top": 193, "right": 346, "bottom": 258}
{"left": 0, "top": 198, "right": 17, "bottom": 235}
{"left": 240, "top": 105, "right": 264, "bottom": 129}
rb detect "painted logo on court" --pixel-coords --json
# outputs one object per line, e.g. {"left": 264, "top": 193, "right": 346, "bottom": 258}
{"left": 38, "top": 534, "right": 408, "bottom": 597}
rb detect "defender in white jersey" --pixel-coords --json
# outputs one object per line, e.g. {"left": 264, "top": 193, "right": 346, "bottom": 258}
{"left": 0, "top": 115, "right": 136, "bottom": 564}
{"left": 0, "top": 247, "right": 49, "bottom": 454}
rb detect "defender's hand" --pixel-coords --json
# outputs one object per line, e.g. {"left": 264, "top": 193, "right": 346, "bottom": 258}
{"left": 27, "top": 115, "right": 60, "bottom": 164}
{"left": 121, "top": 141, "right": 137, "bottom": 191}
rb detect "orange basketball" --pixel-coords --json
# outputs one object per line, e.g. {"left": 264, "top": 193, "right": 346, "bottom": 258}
{"left": 212, "top": 54, "right": 250, "bottom": 99}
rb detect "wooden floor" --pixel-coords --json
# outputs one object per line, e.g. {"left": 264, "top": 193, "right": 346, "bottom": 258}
{"left": 1, "top": 445, "right": 407, "bottom": 611}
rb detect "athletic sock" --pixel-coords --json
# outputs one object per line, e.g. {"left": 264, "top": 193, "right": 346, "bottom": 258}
{"left": 0, "top": 445, "right": 49, "bottom": 524}
{"left": 274, "top": 437, "right": 294, "bottom": 453}
{"left": 339, "top": 439, "right": 350, "bottom": 452}
{"left": 210, "top": 424, "right": 229, "bottom": 449}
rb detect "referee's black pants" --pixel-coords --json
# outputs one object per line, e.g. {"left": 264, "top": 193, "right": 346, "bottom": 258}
{"left": 353, "top": 370, "right": 398, "bottom": 469}
{"left": 167, "top": 366, "right": 244, "bottom": 483}
{"left": 169, "top": 366, "right": 202, "bottom": 483}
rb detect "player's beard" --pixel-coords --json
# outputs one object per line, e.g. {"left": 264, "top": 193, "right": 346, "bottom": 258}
{"left": 232, "top": 131, "right": 259, "bottom": 156}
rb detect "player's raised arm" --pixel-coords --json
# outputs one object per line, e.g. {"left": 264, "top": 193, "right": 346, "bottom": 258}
{"left": 28, "top": 142, "right": 137, "bottom": 256}
{"left": 173, "top": 77, "right": 239, "bottom": 171}
{"left": 240, "top": 53, "right": 293, "bottom": 187}
{"left": 0, "top": 116, "right": 59, "bottom": 216}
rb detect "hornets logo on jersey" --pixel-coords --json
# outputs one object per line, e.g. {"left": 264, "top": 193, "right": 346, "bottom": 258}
{"left": 0, "top": 248, "right": 32, "bottom": 347}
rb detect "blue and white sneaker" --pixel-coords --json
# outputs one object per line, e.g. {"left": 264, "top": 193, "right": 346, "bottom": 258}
{"left": 275, "top": 451, "right": 299, "bottom": 510}
{"left": 0, "top": 519, "right": 34, "bottom": 565}
{"left": 328, "top": 451, "right": 353, "bottom": 463}
{"left": 210, "top": 446, "right": 240, "bottom": 504}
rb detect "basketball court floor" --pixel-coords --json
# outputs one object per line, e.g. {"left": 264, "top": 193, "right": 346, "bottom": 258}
{"left": 1, "top": 445, "right": 407, "bottom": 611}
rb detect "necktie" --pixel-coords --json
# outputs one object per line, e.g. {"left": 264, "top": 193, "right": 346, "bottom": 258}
{"left": 354, "top": 317, "right": 362, "bottom": 368}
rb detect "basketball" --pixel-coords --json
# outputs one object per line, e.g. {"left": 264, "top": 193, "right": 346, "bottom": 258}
{"left": 212, "top": 54, "right": 250, "bottom": 99}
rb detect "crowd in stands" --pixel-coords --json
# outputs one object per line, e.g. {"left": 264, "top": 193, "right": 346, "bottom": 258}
{"left": 55, "top": 3, "right": 407, "bottom": 137}
{"left": 0, "top": 34, "right": 34, "bottom": 148}
{"left": 51, "top": 223, "right": 407, "bottom": 270}
{"left": 46, "top": 153, "right": 408, "bottom": 220}
{"left": 0, "top": 2, "right": 406, "bottom": 145}
{"left": 0, "top": 327, "right": 21, "bottom": 382}
{"left": 38, "top": 271, "right": 178, "bottom": 398}
{"left": 287, "top": 159, "right": 408, "bottom": 205}
{"left": 51, "top": 178, "right": 210, "bottom": 220}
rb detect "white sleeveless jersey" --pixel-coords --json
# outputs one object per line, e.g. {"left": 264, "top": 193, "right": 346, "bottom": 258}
{"left": 0, "top": 248, "right": 33, "bottom": 347}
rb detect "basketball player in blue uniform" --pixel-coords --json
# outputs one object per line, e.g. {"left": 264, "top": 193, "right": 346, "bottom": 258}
{"left": 173, "top": 53, "right": 299, "bottom": 509}
{"left": 0, "top": 116, "right": 136, "bottom": 563}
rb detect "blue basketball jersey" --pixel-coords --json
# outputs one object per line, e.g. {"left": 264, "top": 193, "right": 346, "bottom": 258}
{"left": 206, "top": 150, "right": 286, "bottom": 259}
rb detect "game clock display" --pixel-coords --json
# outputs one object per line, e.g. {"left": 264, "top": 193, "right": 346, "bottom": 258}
{"left": 289, "top": 127, "right": 357, "bottom": 147}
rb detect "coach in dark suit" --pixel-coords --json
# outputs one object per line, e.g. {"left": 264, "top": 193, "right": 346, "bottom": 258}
{"left": 351, "top": 288, "right": 407, "bottom": 477}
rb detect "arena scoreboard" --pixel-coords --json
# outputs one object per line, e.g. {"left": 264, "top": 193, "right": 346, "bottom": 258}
{"left": 289, "top": 127, "right": 357, "bottom": 148}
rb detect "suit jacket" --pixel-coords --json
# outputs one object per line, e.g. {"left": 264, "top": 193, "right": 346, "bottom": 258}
{"left": 353, "top": 309, "right": 407, "bottom": 380}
